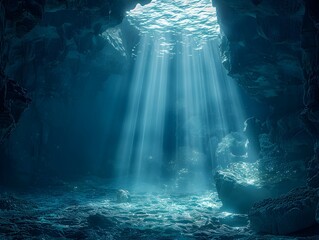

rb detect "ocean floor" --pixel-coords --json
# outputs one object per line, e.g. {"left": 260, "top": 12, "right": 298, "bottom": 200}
{"left": 0, "top": 178, "right": 317, "bottom": 239}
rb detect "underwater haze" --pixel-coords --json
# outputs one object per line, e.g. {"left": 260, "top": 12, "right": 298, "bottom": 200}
{"left": 0, "top": 0, "right": 318, "bottom": 239}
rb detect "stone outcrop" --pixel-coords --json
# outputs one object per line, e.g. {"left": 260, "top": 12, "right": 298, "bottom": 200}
{"left": 213, "top": 2, "right": 319, "bottom": 234}
{"left": 213, "top": 0, "right": 318, "bottom": 192}
{"left": 0, "top": 0, "right": 150, "bottom": 141}
{"left": 213, "top": 0, "right": 305, "bottom": 104}
{"left": 249, "top": 187, "right": 319, "bottom": 234}
{"left": 116, "top": 189, "right": 131, "bottom": 203}
{"left": 301, "top": 0, "right": 319, "bottom": 189}
{"left": 0, "top": 0, "right": 151, "bottom": 143}
{"left": 215, "top": 169, "right": 270, "bottom": 213}
{"left": 215, "top": 160, "right": 305, "bottom": 213}
{"left": 0, "top": 0, "right": 151, "bottom": 185}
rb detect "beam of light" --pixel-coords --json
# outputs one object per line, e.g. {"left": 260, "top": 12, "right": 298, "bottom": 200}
{"left": 174, "top": 36, "right": 248, "bottom": 191}
{"left": 176, "top": 36, "right": 212, "bottom": 190}
{"left": 115, "top": 34, "right": 170, "bottom": 190}
{"left": 133, "top": 35, "right": 169, "bottom": 187}
{"left": 202, "top": 42, "right": 246, "bottom": 135}
{"left": 116, "top": 36, "right": 150, "bottom": 183}
{"left": 114, "top": 0, "right": 258, "bottom": 191}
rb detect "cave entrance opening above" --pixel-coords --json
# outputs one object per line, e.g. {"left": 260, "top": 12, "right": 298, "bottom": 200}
{"left": 127, "top": 0, "right": 220, "bottom": 53}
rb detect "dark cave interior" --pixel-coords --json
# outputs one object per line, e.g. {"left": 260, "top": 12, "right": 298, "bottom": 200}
{"left": 0, "top": 0, "right": 319, "bottom": 239}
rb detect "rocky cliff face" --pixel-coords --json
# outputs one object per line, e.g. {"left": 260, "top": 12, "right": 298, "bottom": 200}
{"left": 213, "top": 0, "right": 318, "bottom": 186}
{"left": 0, "top": 0, "right": 150, "bottom": 144}
{"left": 213, "top": 0, "right": 319, "bottom": 233}
{"left": 213, "top": 0, "right": 305, "bottom": 104}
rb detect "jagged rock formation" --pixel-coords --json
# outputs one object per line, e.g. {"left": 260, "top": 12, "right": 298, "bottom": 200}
{"left": 249, "top": 187, "right": 319, "bottom": 234}
{"left": 215, "top": 160, "right": 305, "bottom": 213}
{"left": 301, "top": 0, "right": 319, "bottom": 188}
{"left": 214, "top": 1, "right": 319, "bottom": 234}
{"left": 213, "top": 0, "right": 318, "bottom": 191}
{"left": 215, "top": 168, "right": 271, "bottom": 213}
{"left": 116, "top": 189, "right": 131, "bottom": 203}
{"left": 213, "top": 0, "right": 305, "bottom": 104}
{"left": 0, "top": 0, "right": 151, "bottom": 144}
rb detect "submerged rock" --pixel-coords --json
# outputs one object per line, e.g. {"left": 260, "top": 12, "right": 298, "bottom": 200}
{"left": 215, "top": 168, "right": 270, "bottom": 213}
{"left": 249, "top": 187, "right": 319, "bottom": 235}
{"left": 116, "top": 189, "right": 131, "bottom": 203}
{"left": 215, "top": 161, "right": 304, "bottom": 213}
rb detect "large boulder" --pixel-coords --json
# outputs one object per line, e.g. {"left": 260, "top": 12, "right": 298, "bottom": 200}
{"left": 249, "top": 187, "right": 319, "bottom": 235}
{"left": 215, "top": 169, "right": 270, "bottom": 213}
{"left": 116, "top": 189, "right": 131, "bottom": 203}
{"left": 215, "top": 161, "right": 305, "bottom": 213}
{"left": 214, "top": 0, "right": 304, "bottom": 105}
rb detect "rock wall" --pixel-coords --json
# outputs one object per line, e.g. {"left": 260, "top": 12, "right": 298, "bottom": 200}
{"left": 213, "top": 0, "right": 319, "bottom": 234}
{"left": 301, "top": 0, "right": 319, "bottom": 188}
{"left": 249, "top": 187, "right": 318, "bottom": 234}
{"left": 0, "top": 0, "right": 151, "bottom": 184}
{"left": 213, "top": 0, "right": 318, "bottom": 186}
{"left": 213, "top": 0, "right": 304, "bottom": 104}
{"left": 0, "top": 0, "right": 150, "bottom": 144}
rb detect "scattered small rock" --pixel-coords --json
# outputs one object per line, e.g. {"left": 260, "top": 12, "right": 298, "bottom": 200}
{"left": 116, "top": 189, "right": 131, "bottom": 203}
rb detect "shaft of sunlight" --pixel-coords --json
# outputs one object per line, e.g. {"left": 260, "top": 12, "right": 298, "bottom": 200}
{"left": 115, "top": 0, "right": 253, "bottom": 191}
{"left": 116, "top": 36, "right": 150, "bottom": 182}
{"left": 134, "top": 35, "right": 169, "bottom": 186}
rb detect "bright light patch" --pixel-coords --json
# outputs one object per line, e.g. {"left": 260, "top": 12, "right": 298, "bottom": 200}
{"left": 219, "top": 162, "right": 261, "bottom": 186}
{"left": 128, "top": 0, "right": 220, "bottom": 51}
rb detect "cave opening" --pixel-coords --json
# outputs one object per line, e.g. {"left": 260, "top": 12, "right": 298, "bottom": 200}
{"left": 0, "top": 0, "right": 318, "bottom": 239}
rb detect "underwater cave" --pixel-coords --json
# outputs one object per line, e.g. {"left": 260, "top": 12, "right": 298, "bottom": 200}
{"left": 0, "top": 0, "right": 319, "bottom": 239}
